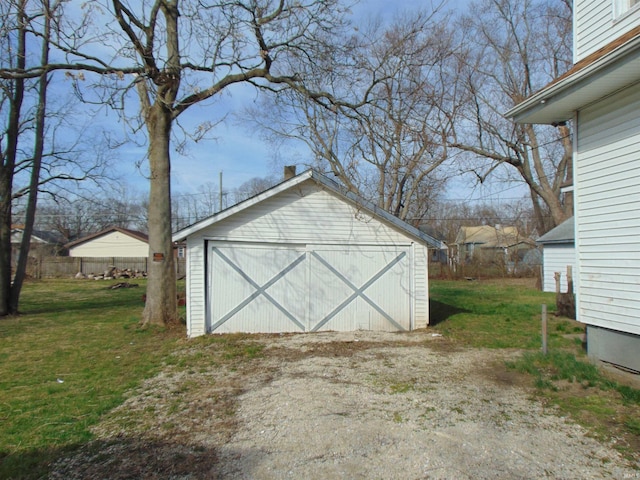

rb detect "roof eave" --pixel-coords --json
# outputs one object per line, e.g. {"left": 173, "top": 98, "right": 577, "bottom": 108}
{"left": 506, "top": 33, "right": 640, "bottom": 124}
{"left": 537, "top": 238, "right": 574, "bottom": 245}
{"left": 172, "top": 171, "right": 314, "bottom": 242}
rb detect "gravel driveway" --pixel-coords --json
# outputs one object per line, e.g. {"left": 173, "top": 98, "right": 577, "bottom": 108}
{"left": 50, "top": 331, "right": 639, "bottom": 479}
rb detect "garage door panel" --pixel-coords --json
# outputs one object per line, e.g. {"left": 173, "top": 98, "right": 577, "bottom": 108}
{"left": 214, "top": 246, "right": 304, "bottom": 284}
{"left": 214, "top": 295, "right": 304, "bottom": 333}
{"left": 208, "top": 243, "right": 411, "bottom": 333}
{"left": 309, "top": 247, "right": 410, "bottom": 332}
{"left": 209, "top": 245, "right": 307, "bottom": 333}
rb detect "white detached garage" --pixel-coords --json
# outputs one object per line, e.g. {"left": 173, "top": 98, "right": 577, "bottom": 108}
{"left": 173, "top": 169, "right": 444, "bottom": 337}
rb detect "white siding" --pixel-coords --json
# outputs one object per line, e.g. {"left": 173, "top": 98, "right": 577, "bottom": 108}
{"left": 185, "top": 179, "right": 430, "bottom": 336}
{"left": 575, "top": 84, "right": 640, "bottom": 336}
{"left": 186, "top": 235, "right": 206, "bottom": 337}
{"left": 69, "top": 231, "right": 148, "bottom": 257}
{"left": 542, "top": 244, "right": 576, "bottom": 293}
{"left": 199, "top": 184, "right": 413, "bottom": 245}
{"left": 413, "top": 245, "right": 429, "bottom": 329}
{"left": 575, "top": 0, "right": 640, "bottom": 61}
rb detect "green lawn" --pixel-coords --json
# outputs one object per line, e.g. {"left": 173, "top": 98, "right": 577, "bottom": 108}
{"left": 0, "top": 279, "right": 185, "bottom": 478}
{"left": 429, "top": 278, "right": 582, "bottom": 350}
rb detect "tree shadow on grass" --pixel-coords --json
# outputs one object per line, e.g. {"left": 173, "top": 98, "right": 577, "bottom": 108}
{"left": 3, "top": 437, "right": 258, "bottom": 480}
{"left": 429, "top": 299, "right": 469, "bottom": 327}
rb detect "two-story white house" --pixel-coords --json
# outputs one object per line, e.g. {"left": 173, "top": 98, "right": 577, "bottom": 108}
{"left": 507, "top": 1, "right": 640, "bottom": 373}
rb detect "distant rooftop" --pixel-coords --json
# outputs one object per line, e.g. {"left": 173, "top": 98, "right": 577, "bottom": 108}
{"left": 537, "top": 217, "right": 574, "bottom": 244}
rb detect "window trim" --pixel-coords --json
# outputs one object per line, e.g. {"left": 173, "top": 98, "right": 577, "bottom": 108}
{"left": 613, "top": 0, "right": 640, "bottom": 20}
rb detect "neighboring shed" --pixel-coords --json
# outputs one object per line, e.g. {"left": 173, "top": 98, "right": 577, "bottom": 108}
{"left": 537, "top": 217, "right": 575, "bottom": 293}
{"left": 66, "top": 227, "right": 149, "bottom": 257}
{"left": 173, "top": 169, "right": 444, "bottom": 337}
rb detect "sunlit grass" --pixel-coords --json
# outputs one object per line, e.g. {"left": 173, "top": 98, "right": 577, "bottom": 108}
{"left": 429, "top": 278, "right": 581, "bottom": 350}
{"left": 0, "top": 279, "right": 184, "bottom": 478}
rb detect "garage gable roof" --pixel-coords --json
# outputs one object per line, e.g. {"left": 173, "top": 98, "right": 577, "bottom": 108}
{"left": 65, "top": 226, "right": 149, "bottom": 249}
{"left": 173, "top": 169, "right": 445, "bottom": 250}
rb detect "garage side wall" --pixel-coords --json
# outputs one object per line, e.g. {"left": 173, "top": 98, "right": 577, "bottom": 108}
{"left": 413, "top": 244, "right": 429, "bottom": 329}
{"left": 185, "top": 235, "right": 207, "bottom": 337}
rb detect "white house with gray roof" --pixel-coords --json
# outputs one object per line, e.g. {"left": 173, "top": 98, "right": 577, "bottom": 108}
{"left": 537, "top": 217, "right": 575, "bottom": 294}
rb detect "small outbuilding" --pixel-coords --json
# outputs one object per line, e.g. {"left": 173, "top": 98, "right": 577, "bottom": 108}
{"left": 536, "top": 217, "right": 575, "bottom": 293}
{"left": 173, "top": 169, "right": 444, "bottom": 337}
{"left": 66, "top": 226, "right": 149, "bottom": 258}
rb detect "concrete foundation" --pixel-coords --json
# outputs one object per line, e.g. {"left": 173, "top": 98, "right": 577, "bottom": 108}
{"left": 587, "top": 325, "right": 640, "bottom": 374}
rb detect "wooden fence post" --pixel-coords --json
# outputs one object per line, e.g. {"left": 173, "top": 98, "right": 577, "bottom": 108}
{"left": 541, "top": 304, "right": 548, "bottom": 355}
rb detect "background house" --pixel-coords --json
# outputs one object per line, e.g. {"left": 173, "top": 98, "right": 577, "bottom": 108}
{"left": 537, "top": 217, "right": 575, "bottom": 293}
{"left": 452, "top": 225, "right": 534, "bottom": 273}
{"left": 11, "top": 227, "right": 66, "bottom": 261}
{"left": 11, "top": 227, "right": 66, "bottom": 277}
{"left": 66, "top": 226, "right": 149, "bottom": 258}
{"left": 173, "top": 169, "right": 444, "bottom": 337}
{"left": 507, "top": 1, "right": 640, "bottom": 372}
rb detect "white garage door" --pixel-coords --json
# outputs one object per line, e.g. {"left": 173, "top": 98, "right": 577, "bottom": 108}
{"left": 208, "top": 243, "right": 411, "bottom": 333}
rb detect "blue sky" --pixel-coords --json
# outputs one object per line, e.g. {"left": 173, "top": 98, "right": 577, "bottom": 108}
{"left": 103, "top": 0, "right": 528, "bottom": 207}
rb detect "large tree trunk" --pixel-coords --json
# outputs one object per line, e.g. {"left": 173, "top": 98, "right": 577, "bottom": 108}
{"left": 141, "top": 103, "right": 177, "bottom": 326}
{"left": 10, "top": 0, "right": 50, "bottom": 314}
{"left": 0, "top": 173, "right": 13, "bottom": 317}
{"left": 0, "top": 0, "right": 26, "bottom": 316}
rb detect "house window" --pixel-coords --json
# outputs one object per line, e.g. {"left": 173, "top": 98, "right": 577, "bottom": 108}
{"left": 177, "top": 246, "right": 186, "bottom": 258}
{"left": 614, "top": 0, "right": 640, "bottom": 18}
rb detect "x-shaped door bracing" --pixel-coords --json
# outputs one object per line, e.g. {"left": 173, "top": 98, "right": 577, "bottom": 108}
{"left": 210, "top": 248, "right": 307, "bottom": 332}
{"left": 309, "top": 250, "right": 407, "bottom": 332}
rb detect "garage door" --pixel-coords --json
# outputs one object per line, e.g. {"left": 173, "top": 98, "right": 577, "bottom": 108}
{"left": 208, "top": 243, "right": 411, "bottom": 333}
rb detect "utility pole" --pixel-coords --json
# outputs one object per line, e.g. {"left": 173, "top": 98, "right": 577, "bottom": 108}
{"left": 219, "top": 171, "right": 223, "bottom": 212}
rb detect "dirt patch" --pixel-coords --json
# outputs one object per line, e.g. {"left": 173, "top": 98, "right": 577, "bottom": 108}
{"left": 49, "top": 331, "right": 639, "bottom": 479}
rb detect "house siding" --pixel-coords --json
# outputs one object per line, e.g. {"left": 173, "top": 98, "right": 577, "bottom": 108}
{"left": 575, "top": 0, "right": 640, "bottom": 61}
{"left": 184, "top": 180, "right": 429, "bottom": 336}
{"left": 542, "top": 244, "right": 576, "bottom": 293}
{"left": 69, "top": 231, "right": 148, "bottom": 257}
{"left": 576, "top": 84, "right": 640, "bottom": 336}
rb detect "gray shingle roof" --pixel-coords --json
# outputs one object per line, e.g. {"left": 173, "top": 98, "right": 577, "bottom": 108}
{"left": 537, "top": 217, "right": 574, "bottom": 244}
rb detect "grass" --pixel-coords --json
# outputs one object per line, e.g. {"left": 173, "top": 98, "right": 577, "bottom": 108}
{"left": 0, "top": 279, "right": 184, "bottom": 479}
{"left": 430, "top": 278, "right": 640, "bottom": 462}
{"left": 430, "top": 278, "right": 581, "bottom": 350}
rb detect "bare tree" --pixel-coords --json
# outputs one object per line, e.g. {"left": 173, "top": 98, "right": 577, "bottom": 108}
{"left": 172, "top": 182, "right": 222, "bottom": 231}
{"left": 444, "top": 0, "right": 573, "bottom": 234}
{"left": 233, "top": 175, "right": 279, "bottom": 203}
{"left": 0, "top": 0, "right": 108, "bottom": 315}
{"left": 36, "top": 186, "right": 148, "bottom": 242}
{"left": 0, "top": 0, "right": 356, "bottom": 325}
{"left": 247, "top": 9, "right": 455, "bottom": 222}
